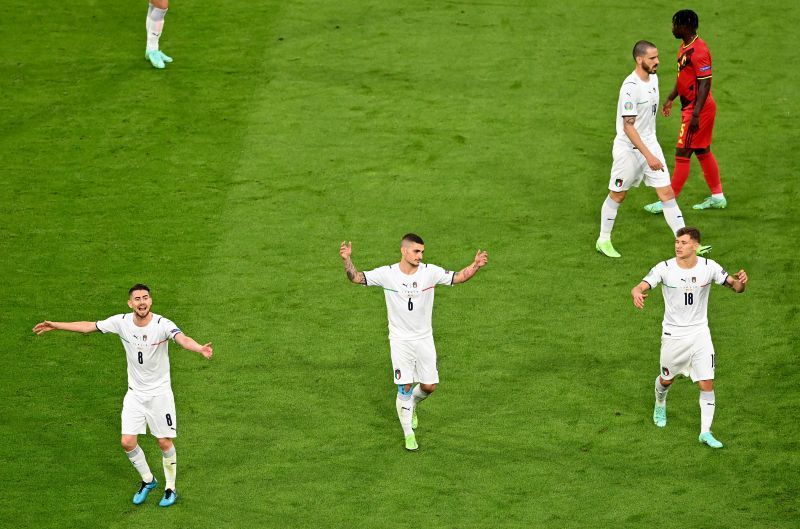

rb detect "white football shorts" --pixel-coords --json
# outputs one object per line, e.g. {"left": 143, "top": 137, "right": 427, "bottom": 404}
{"left": 609, "top": 141, "right": 670, "bottom": 191}
{"left": 659, "top": 327, "right": 716, "bottom": 382}
{"left": 121, "top": 390, "right": 177, "bottom": 438}
{"left": 390, "top": 337, "right": 439, "bottom": 385}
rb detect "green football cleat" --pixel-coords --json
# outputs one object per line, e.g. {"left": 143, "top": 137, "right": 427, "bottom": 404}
{"left": 411, "top": 407, "right": 418, "bottom": 430}
{"left": 596, "top": 239, "right": 621, "bottom": 258}
{"left": 653, "top": 403, "right": 667, "bottom": 428}
{"left": 404, "top": 433, "right": 418, "bottom": 451}
{"left": 699, "top": 431, "right": 723, "bottom": 449}
{"left": 696, "top": 245, "right": 712, "bottom": 256}
{"left": 643, "top": 201, "right": 663, "bottom": 214}
{"left": 145, "top": 50, "right": 172, "bottom": 69}
{"left": 693, "top": 196, "right": 727, "bottom": 210}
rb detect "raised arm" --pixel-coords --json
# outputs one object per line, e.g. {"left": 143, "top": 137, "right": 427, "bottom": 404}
{"left": 453, "top": 250, "right": 488, "bottom": 284}
{"left": 631, "top": 281, "right": 651, "bottom": 309}
{"left": 340, "top": 241, "right": 366, "bottom": 285}
{"left": 174, "top": 333, "right": 213, "bottom": 359}
{"left": 32, "top": 320, "right": 98, "bottom": 335}
{"left": 725, "top": 269, "right": 747, "bottom": 293}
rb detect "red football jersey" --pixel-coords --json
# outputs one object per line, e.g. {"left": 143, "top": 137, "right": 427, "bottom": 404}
{"left": 676, "top": 36, "right": 714, "bottom": 109}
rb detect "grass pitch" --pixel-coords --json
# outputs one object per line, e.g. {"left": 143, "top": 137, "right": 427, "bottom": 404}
{"left": 1, "top": 1, "right": 798, "bottom": 528}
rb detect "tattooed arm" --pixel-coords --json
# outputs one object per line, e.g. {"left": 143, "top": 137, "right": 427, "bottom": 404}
{"left": 340, "top": 241, "right": 366, "bottom": 284}
{"left": 453, "top": 250, "right": 488, "bottom": 284}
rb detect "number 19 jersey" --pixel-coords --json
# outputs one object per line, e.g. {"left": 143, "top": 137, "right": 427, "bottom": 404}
{"left": 364, "top": 263, "right": 454, "bottom": 341}
{"left": 96, "top": 313, "right": 183, "bottom": 396}
{"left": 643, "top": 258, "right": 729, "bottom": 337}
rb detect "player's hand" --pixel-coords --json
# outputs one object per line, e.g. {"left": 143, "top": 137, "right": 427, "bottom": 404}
{"left": 339, "top": 241, "right": 352, "bottom": 260}
{"left": 662, "top": 98, "right": 673, "bottom": 117}
{"left": 199, "top": 342, "right": 213, "bottom": 359}
{"left": 32, "top": 321, "right": 57, "bottom": 335}
{"left": 473, "top": 250, "right": 488, "bottom": 268}
{"left": 734, "top": 269, "right": 748, "bottom": 285}
{"left": 631, "top": 289, "right": 647, "bottom": 309}
{"left": 645, "top": 155, "right": 664, "bottom": 171}
{"left": 689, "top": 115, "right": 700, "bottom": 133}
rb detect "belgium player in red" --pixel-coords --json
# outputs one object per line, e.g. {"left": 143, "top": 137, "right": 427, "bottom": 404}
{"left": 645, "top": 10, "right": 727, "bottom": 214}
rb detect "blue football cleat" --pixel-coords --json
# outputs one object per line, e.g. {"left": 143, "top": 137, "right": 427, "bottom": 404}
{"left": 132, "top": 478, "right": 158, "bottom": 505}
{"left": 159, "top": 488, "right": 178, "bottom": 507}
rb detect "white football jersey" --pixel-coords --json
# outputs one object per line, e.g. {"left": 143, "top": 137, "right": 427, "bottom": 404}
{"left": 615, "top": 71, "right": 659, "bottom": 146}
{"left": 96, "top": 312, "right": 182, "bottom": 395}
{"left": 643, "top": 258, "right": 729, "bottom": 336}
{"left": 364, "top": 263, "right": 455, "bottom": 340}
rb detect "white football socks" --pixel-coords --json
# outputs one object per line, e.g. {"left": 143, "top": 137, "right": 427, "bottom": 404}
{"left": 162, "top": 445, "right": 177, "bottom": 491}
{"left": 395, "top": 393, "right": 414, "bottom": 436}
{"left": 411, "top": 385, "right": 430, "bottom": 407}
{"left": 599, "top": 196, "right": 620, "bottom": 241}
{"left": 126, "top": 445, "right": 154, "bottom": 483}
{"left": 146, "top": 5, "right": 168, "bottom": 52}
{"left": 699, "top": 390, "right": 716, "bottom": 434}
{"left": 655, "top": 376, "right": 670, "bottom": 405}
{"left": 661, "top": 198, "right": 685, "bottom": 235}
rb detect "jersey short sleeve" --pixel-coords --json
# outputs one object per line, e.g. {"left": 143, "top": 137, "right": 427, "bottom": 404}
{"left": 708, "top": 259, "right": 729, "bottom": 286}
{"left": 364, "top": 266, "right": 390, "bottom": 287}
{"left": 694, "top": 43, "right": 712, "bottom": 79}
{"left": 96, "top": 314, "right": 125, "bottom": 335}
{"left": 619, "top": 81, "right": 639, "bottom": 117}
{"left": 156, "top": 316, "right": 183, "bottom": 342}
{"left": 643, "top": 262, "right": 667, "bottom": 289}
{"left": 430, "top": 264, "right": 455, "bottom": 286}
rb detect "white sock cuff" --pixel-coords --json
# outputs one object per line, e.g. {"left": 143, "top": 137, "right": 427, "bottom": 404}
{"left": 150, "top": 7, "right": 168, "bottom": 21}
{"left": 700, "top": 390, "right": 715, "bottom": 402}
{"left": 603, "top": 196, "right": 620, "bottom": 211}
{"left": 162, "top": 446, "right": 176, "bottom": 458}
{"left": 126, "top": 446, "right": 142, "bottom": 458}
{"left": 661, "top": 198, "right": 678, "bottom": 208}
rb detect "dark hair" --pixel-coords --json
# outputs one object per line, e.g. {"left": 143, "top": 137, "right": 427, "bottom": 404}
{"left": 632, "top": 40, "right": 657, "bottom": 59}
{"left": 128, "top": 283, "right": 151, "bottom": 296}
{"left": 401, "top": 233, "right": 425, "bottom": 245}
{"left": 676, "top": 226, "right": 701, "bottom": 242}
{"left": 672, "top": 9, "right": 699, "bottom": 31}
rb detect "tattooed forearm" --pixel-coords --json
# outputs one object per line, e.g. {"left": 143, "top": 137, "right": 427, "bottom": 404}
{"left": 623, "top": 116, "right": 636, "bottom": 125}
{"left": 454, "top": 264, "right": 479, "bottom": 284}
{"left": 344, "top": 259, "right": 365, "bottom": 284}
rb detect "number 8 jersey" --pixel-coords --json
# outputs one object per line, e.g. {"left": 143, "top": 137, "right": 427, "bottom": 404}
{"left": 643, "top": 257, "right": 729, "bottom": 337}
{"left": 364, "top": 263, "right": 454, "bottom": 341}
{"left": 96, "top": 313, "right": 182, "bottom": 395}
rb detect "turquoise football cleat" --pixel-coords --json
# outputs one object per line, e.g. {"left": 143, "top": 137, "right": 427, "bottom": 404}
{"left": 596, "top": 239, "right": 621, "bottom": 258}
{"left": 159, "top": 488, "right": 178, "bottom": 507}
{"left": 643, "top": 201, "right": 663, "bottom": 214}
{"left": 132, "top": 478, "right": 158, "bottom": 505}
{"left": 404, "top": 434, "right": 418, "bottom": 452}
{"left": 693, "top": 196, "right": 727, "bottom": 210}
{"left": 411, "top": 407, "right": 418, "bottom": 430}
{"left": 653, "top": 404, "right": 667, "bottom": 428}
{"left": 145, "top": 50, "right": 172, "bottom": 69}
{"left": 696, "top": 245, "right": 712, "bottom": 256}
{"left": 699, "top": 431, "right": 723, "bottom": 449}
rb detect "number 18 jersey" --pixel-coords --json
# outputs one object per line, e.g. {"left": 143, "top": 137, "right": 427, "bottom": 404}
{"left": 643, "top": 258, "right": 729, "bottom": 337}
{"left": 364, "top": 263, "right": 454, "bottom": 341}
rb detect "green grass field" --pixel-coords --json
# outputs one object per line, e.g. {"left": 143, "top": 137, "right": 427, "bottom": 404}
{"left": 2, "top": 1, "right": 798, "bottom": 527}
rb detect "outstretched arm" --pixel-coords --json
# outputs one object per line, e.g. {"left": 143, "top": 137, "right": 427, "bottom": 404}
{"left": 32, "top": 321, "right": 98, "bottom": 335}
{"left": 340, "top": 241, "right": 366, "bottom": 284}
{"left": 725, "top": 269, "right": 747, "bottom": 293}
{"left": 453, "top": 250, "right": 488, "bottom": 284}
{"left": 174, "top": 333, "right": 213, "bottom": 359}
{"left": 631, "top": 281, "right": 651, "bottom": 309}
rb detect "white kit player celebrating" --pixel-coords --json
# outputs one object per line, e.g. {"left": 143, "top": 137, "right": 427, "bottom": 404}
{"left": 340, "top": 234, "right": 488, "bottom": 451}
{"left": 32, "top": 284, "right": 212, "bottom": 506}
{"left": 631, "top": 227, "right": 747, "bottom": 448}
{"left": 597, "top": 40, "right": 709, "bottom": 258}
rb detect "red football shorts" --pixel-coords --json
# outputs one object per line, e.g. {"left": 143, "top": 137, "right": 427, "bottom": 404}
{"left": 677, "top": 98, "right": 716, "bottom": 149}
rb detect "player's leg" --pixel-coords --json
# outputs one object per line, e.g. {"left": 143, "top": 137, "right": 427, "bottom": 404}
{"left": 145, "top": 0, "right": 172, "bottom": 68}
{"left": 598, "top": 145, "right": 637, "bottom": 257}
{"left": 597, "top": 191, "right": 625, "bottom": 258}
{"left": 691, "top": 331, "right": 722, "bottom": 448}
{"left": 411, "top": 337, "right": 439, "bottom": 430}
{"left": 390, "top": 340, "right": 417, "bottom": 450}
{"left": 122, "top": 393, "right": 158, "bottom": 504}
{"left": 653, "top": 375, "right": 672, "bottom": 428}
{"left": 654, "top": 334, "right": 690, "bottom": 428}
{"left": 146, "top": 392, "right": 179, "bottom": 506}
{"left": 690, "top": 102, "right": 726, "bottom": 210}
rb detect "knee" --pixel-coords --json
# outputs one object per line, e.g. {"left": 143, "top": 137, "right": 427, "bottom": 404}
{"left": 420, "top": 383, "right": 437, "bottom": 394}
{"left": 609, "top": 191, "right": 626, "bottom": 203}
{"left": 397, "top": 384, "right": 413, "bottom": 396}
{"left": 656, "top": 186, "right": 675, "bottom": 201}
{"left": 698, "top": 380, "right": 714, "bottom": 392}
{"left": 157, "top": 438, "right": 174, "bottom": 452}
{"left": 121, "top": 436, "right": 138, "bottom": 452}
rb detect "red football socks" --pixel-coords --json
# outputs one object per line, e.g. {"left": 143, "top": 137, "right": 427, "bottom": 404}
{"left": 697, "top": 152, "right": 723, "bottom": 194}
{"left": 670, "top": 156, "right": 691, "bottom": 197}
